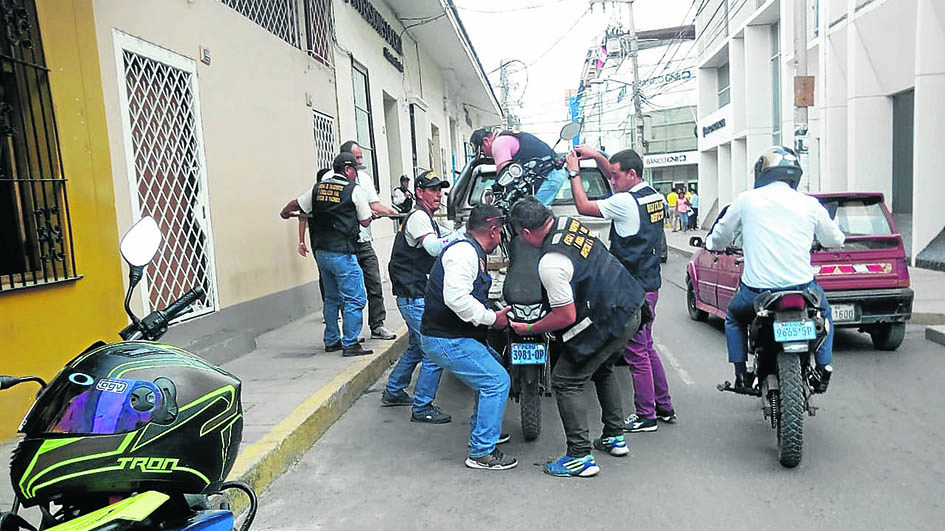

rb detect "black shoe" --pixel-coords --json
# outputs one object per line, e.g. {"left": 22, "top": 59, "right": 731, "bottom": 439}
{"left": 342, "top": 344, "right": 374, "bottom": 357}
{"left": 497, "top": 432, "right": 511, "bottom": 445}
{"left": 809, "top": 365, "right": 833, "bottom": 394}
{"left": 410, "top": 405, "right": 451, "bottom": 424}
{"left": 381, "top": 390, "right": 413, "bottom": 407}
{"left": 325, "top": 342, "right": 342, "bottom": 352}
{"left": 734, "top": 373, "right": 749, "bottom": 392}
{"left": 465, "top": 448, "right": 518, "bottom": 471}
{"left": 655, "top": 408, "right": 677, "bottom": 424}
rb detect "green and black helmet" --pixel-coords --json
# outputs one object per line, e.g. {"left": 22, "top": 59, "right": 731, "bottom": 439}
{"left": 10, "top": 342, "right": 243, "bottom": 507}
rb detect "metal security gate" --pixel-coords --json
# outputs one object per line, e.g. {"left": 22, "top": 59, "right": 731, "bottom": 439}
{"left": 313, "top": 110, "right": 335, "bottom": 170}
{"left": 114, "top": 31, "right": 218, "bottom": 318}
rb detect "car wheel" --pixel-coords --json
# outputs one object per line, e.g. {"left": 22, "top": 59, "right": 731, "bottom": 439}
{"left": 869, "top": 323, "right": 906, "bottom": 351}
{"left": 687, "top": 276, "right": 708, "bottom": 322}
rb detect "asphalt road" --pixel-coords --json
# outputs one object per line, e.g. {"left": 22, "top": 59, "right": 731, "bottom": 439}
{"left": 253, "top": 250, "right": 945, "bottom": 531}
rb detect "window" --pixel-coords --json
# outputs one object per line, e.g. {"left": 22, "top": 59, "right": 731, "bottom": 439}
{"left": 771, "top": 23, "right": 781, "bottom": 145}
{"left": 0, "top": 0, "right": 77, "bottom": 291}
{"left": 717, "top": 63, "right": 730, "bottom": 108}
{"left": 304, "top": 0, "right": 333, "bottom": 66}
{"left": 220, "top": 0, "right": 300, "bottom": 47}
{"left": 351, "top": 60, "right": 377, "bottom": 188}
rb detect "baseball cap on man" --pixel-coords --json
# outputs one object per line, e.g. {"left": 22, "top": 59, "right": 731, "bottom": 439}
{"left": 416, "top": 170, "right": 450, "bottom": 190}
{"left": 470, "top": 128, "right": 492, "bottom": 148}
{"left": 332, "top": 152, "right": 363, "bottom": 173}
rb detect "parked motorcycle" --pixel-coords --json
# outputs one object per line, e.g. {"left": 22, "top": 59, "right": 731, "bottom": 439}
{"left": 717, "top": 267, "right": 831, "bottom": 468}
{"left": 0, "top": 216, "right": 257, "bottom": 531}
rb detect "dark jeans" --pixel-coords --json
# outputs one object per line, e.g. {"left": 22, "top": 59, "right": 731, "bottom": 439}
{"left": 689, "top": 207, "right": 698, "bottom": 229}
{"left": 356, "top": 240, "right": 386, "bottom": 329}
{"left": 552, "top": 309, "right": 641, "bottom": 458}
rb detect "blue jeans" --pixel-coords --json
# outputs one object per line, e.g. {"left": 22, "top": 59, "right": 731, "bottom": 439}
{"left": 385, "top": 297, "right": 443, "bottom": 414}
{"left": 420, "top": 335, "right": 510, "bottom": 458}
{"left": 534, "top": 167, "right": 567, "bottom": 206}
{"left": 315, "top": 250, "right": 366, "bottom": 348}
{"left": 724, "top": 280, "right": 834, "bottom": 367}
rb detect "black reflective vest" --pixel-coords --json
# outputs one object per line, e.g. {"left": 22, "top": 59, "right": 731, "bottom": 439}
{"left": 308, "top": 176, "right": 360, "bottom": 254}
{"left": 542, "top": 217, "right": 644, "bottom": 363}
{"left": 388, "top": 208, "right": 441, "bottom": 298}
{"left": 608, "top": 185, "right": 665, "bottom": 292}
{"left": 421, "top": 236, "right": 492, "bottom": 343}
{"left": 498, "top": 131, "right": 556, "bottom": 164}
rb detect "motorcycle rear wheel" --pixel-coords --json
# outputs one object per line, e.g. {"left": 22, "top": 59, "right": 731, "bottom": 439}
{"left": 520, "top": 376, "right": 541, "bottom": 441}
{"left": 776, "top": 352, "right": 804, "bottom": 468}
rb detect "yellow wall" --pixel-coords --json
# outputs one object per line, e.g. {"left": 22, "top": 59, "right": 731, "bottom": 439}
{"left": 0, "top": 0, "right": 124, "bottom": 442}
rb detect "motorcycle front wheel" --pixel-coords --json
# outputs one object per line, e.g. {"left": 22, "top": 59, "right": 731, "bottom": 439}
{"left": 520, "top": 369, "right": 541, "bottom": 441}
{"left": 776, "top": 352, "right": 804, "bottom": 468}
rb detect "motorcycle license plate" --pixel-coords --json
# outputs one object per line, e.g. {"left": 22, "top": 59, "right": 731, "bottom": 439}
{"left": 831, "top": 303, "right": 856, "bottom": 323}
{"left": 773, "top": 320, "right": 816, "bottom": 342}
{"left": 510, "top": 342, "right": 546, "bottom": 365}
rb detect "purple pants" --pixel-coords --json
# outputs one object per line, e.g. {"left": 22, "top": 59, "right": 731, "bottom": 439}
{"left": 622, "top": 290, "right": 674, "bottom": 419}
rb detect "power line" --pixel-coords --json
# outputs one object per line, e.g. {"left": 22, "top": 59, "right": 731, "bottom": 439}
{"left": 451, "top": 0, "right": 571, "bottom": 14}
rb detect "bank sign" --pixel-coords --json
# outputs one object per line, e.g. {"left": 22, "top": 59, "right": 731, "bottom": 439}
{"left": 644, "top": 151, "right": 698, "bottom": 168}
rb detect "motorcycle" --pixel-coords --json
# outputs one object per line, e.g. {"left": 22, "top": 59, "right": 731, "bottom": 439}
{"left": 0, "top": 216, "right": 257, "bottom": 531}
{"left": 717, "top": 264, "right": 831, "bottom": 468}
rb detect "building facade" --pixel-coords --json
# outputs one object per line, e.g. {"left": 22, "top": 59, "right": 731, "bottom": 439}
{"left": 695, "top": 0, "right": 945, "bottom": 265}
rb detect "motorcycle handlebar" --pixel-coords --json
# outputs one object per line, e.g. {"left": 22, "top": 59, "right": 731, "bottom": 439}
{"left": 163, "top": 286, "right": 205, "bottom": 322}
{"left": 120, "top": 286, "right": 205, "bottom": 341}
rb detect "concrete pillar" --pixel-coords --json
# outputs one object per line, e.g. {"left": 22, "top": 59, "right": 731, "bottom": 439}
{"left": 718, "top": 143, "right": 733, "bottom": 206}
{"left": 699, "top": 150, "right": 719, "bottom": 225}
{"left": 822, "top": 31, "right": 848, "bottom": 192}
{"left": 913, "top": 0, "right": 945, "bottom": 257}
{"left": 731, "top": 138, "right": 749, "bottom": 195}
{"left": 730, "top": 36, "right": 746, "bottom": 133}
{"left": 744, "top": 25, "right": 772, "bottom": 135}
{"left": 846, "top": 21, "right": 892, "bottom": 197}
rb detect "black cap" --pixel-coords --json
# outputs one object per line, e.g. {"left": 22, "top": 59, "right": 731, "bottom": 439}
{"left": 415, "top": 170, "right": 450, "bottom": 190}
{"left": 470, "top": 128, "right": 491, "bottom": 148}
{"left": 332, "top": 152, "right": 363, "bottom": 173}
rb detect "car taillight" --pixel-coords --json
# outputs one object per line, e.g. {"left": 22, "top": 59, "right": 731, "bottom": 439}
{"left": 778, "top": 293, "right": 805, "bottom": 310}
{"left": 817, "top": 263, "right": 892, "bottom": 275}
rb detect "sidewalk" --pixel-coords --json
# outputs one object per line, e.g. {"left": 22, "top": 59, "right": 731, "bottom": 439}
{"left": 663, "top": 226, "right": 945, "bottom": 344}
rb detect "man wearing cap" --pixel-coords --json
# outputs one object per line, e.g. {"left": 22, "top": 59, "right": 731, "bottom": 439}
{"left": 382, "top": 171, "right": 464, "bottom": 423}
{"left": 340, "top": 141, "right": 399, "bottom": 341}
{"left": 470, "top": 128, "right": 567, "bottom": 206}
{"left": 280, "top": 152, "right": 375, "bottom": 357}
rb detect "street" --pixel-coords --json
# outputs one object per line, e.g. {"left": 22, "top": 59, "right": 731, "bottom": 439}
{"left": 253, "top": 250, "right": 945, "bottom": 531}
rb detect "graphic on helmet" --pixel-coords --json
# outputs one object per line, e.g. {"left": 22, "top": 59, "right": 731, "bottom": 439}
{"left": 753, "top": 145, "right": 802, "bottom": 189}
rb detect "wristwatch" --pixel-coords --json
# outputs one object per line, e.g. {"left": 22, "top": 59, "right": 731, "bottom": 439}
{"left": 568, "top": 169, "right": 580, "bottom": 179}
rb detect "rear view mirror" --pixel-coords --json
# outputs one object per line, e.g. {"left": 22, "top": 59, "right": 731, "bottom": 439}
{"left": 120, "top": 216, "right": 162, "bottom": 267}
{"left": 480, "top": 190, "right": 494, "bottom": 205}
{"left": 689, "top": 236, "right": 703, "bottom": 248}
{"left": 559, "top": 122, "right": 582, "bottom": 141}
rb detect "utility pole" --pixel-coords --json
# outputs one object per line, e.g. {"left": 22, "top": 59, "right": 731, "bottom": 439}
{"left": 626, "top": 0, "right": 645, "bottom": 155}
{"left": 793, "top": 0, "right": 813, "bottom": 191}
{"left": 499, "top": 59, "right": 511, "bottom": 130}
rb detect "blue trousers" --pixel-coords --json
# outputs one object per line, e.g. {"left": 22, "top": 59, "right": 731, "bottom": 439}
{"left": 420, "top": 335, "right": 509, "bottom": 458}
{"left": 315, "top": 250, "right": 366, "bottom": 348}
{"left": 725, "top": 280, "right": 834, "bottom": 367}
{"left": 534, "top": 167, "right": 568, "bottom": 206}
{"left": 385, "top": 297, "right": 443, "bottom": 414}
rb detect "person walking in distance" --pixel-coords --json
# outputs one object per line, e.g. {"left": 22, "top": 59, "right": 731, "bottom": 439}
{"left": 340, "top": 140, "right": 398, "bottom": 341}
{"left": 382, "top": 171, "right": 463, "bottom": 424}
{"left": 571, "top": 146, "right": 677, "bottom": 433}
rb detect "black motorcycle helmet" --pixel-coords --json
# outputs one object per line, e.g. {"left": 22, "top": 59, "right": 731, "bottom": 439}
{"left": 10, "top": 342, "right": 243, "bottom": 507}
{"left": 753, "top": 145, "right": 802, "bottom": 189}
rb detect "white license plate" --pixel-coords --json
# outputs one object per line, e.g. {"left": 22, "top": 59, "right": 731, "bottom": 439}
{"left": 831, "top": 304, "right": 856, "bottom": 323}
{"left": 773, "top": 320, "right": 817, "bottom": 342}
{"left": 510, "top": 342, "right": 546, "bottom": 365}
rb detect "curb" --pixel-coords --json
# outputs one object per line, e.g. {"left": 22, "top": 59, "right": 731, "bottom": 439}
{"left": 226, "top": 326, "right": 408, "bottom": 513}
{"left": 911, "top": 313, "right": 945, "bottom": 326}
{"left": 926, "top": 325, "right": 945, "bottom": 348}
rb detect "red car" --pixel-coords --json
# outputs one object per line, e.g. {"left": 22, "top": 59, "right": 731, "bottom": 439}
{"left": 686, "top": 192, "right": 913, "bottom": 351}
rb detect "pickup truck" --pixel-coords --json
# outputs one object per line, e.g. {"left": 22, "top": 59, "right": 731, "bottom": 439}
{"left": 686, "top": 192, "right": 913, "bottom": 351}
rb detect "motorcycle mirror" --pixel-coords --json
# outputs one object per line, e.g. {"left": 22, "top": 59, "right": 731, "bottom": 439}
{"left": 480, "top": 190, "right": 495, "bottom": 205}
{"left": 689, "top": 236, "right": 703, "bottom": 248}
{"left": 559, "top": 122, "right": 582, "bottom": 141}
{"left": 120, "top": 216, "right": 162, "bottom": 267}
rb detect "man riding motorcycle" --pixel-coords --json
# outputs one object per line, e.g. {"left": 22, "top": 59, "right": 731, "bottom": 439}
{"left": 706, "top": 146, "right": 845, "bottom": 393}
{"left": 470, "top": 128, "right": 567, "bottom": 206}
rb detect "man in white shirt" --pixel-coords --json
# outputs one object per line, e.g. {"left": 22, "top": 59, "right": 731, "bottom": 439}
{"left": 340, "top": 141, "right": 399, "bottom": 341}
{"left": 419, "top": 204, "right": 517, "bottom": 471}
{"left": 706, "top": 146, "right": 845, "bottom": 393}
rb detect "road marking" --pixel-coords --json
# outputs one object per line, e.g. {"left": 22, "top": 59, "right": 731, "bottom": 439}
{"left": 655, "top": 338, "right": 695, "bottom": 385}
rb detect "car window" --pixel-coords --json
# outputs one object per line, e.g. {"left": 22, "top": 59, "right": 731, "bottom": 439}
{"left": 552, "top": 169, "right": 611, "bottom": 204}
{"left": 819, "top": 198, "right": 892, "bottom": 236}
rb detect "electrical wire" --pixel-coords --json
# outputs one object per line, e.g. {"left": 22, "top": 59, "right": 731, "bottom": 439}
{"left": 451, "top": 0, "right": 571, "bottom": 14}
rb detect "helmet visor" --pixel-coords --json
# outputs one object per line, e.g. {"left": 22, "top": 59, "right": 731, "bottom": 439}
{"left": 25, "top": 376, "right": 164, "bottom": 435}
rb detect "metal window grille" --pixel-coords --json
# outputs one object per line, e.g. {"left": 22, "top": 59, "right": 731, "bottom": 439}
{"left": 220, "top": 0, "right": 300, "bottom": 48}
{"left": 313, "top": 110, "right": 335, "bottom": 170}
{"left": 120, "top": 47, "right": 216, "bottom": 318}
{"left": 304, "top": 0, "right": 333, "bottom": 66}
{"left": 0, "top": 0, "right": 77, "bottom": 292}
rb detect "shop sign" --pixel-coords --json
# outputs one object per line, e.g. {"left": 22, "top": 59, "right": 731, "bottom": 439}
{"left": 644, "top": 150, "right": 698, "bottom": 168}
{"left": 344, "top": 0, "right": 403, "bottom": 55}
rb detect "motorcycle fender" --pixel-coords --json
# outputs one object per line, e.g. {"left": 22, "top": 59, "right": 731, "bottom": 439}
{"left": 46, "top": 491, "right": 170, "bottom": 531}
{"left": 765, "top": 373, "right": 779, "bottom": 391}
{"left": 520, "top": 364, "right": 542, "bottom": 385}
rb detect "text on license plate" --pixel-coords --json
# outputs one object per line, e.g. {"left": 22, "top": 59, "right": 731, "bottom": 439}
{"left": 831, "top": 303, "right": 855, "bottom": 323}
{"left": 511, "top": 342, "right": 546, "bottom": 365}
{"left": 773, "top": 320, "right": 817, "bottom": 342}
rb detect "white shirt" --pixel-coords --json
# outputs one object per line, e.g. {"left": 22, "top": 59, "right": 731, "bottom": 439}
{"left": 537, "top": 252, "right": 575, "bottom": 308}
{"left": 596, "top": 182, "right": 663, "bottom": 237}
{"left": 356, "top": 170, "right": 380, "bottom": 243}
{"left": 706, "top": 181, "right": 845, "bottom": 289}
{"left": 440, "top": 240, "right": 496, "bottom": 327}
{"left": 296, "top": 175, "right": 372, "bottom": 223}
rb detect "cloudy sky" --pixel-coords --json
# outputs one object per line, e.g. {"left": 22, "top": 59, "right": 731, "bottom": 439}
{"left": 455, "top": 0, "right": 694, "bottom": 144}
